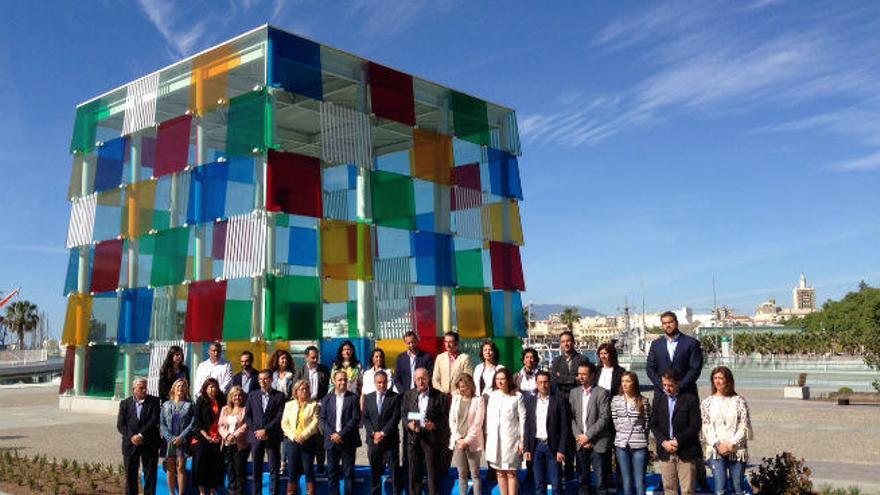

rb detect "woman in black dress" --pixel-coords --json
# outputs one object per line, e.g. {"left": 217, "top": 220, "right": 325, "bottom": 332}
{"left": 158, "top": 345, "right": 189, "bottom": 402}
{"left": 193, "top": 377, "right": 226, "bottom": 494}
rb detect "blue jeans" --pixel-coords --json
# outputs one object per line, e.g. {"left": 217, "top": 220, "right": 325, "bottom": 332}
{"left": 576, "top": 448, "right": 610, "bottom": 495}
{"left": 709, "top": 458, "right": 745, "bottom": 495}
{"left": 533, "top": 441, "right": 563, "bottom": 495}
{"left": 615, "top": 447, "right": 648, "bottom": 495}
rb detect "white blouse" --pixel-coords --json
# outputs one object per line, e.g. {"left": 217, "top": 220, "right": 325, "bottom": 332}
{"left": 361, "top": 368, "right": 393, "bottom": 396}
{"left": 474, "top": 363, "right": 504, "bottom": 397}
{"left": 700, "top": 394, "right": 753, "bottom": 462}
{"left": 597, "top": 366, "right": 614, "bottom": 392}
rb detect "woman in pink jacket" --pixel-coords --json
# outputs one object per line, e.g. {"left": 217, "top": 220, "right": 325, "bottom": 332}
{"left": 449, "top": 373, "right": 485, "bottom": 495}
{"left": 219, "top": 386, "right": 249, "bottom": 495}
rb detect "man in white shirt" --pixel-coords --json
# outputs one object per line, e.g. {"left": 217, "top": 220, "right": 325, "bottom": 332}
{"left": 402, "top": 368, "right": 449, "bottom": 495}
{"left": 569, "top": 363, "right": 612, "bottom": 495}
{"left": 319, "top": 370, "right": 361, "bottom": 495}
{"left": 524, "top": 371, "right": 569, "bottom": 495}
{"left": 193, "top": 342, "right": 232, "bottom": 396}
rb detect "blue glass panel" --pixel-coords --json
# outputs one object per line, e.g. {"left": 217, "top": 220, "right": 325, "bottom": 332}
{"left": 94, "top": 137, "right": 128, "bottom": 192}
{"left": 289, "top": 226, "right": 318, "bottom": 266}
{"left": 511, "top": 291, "right": 526, "bottom": 337}
{"left": 227, "top": 156, "right": 255, "bottom": 183}
{"left": 269, "top": 27, "right": 323, "bottom": 100}
{"left": 453, "top": 138, "right": 482, "bottom": 166}
{"left": 186, "top": 161, "right": 228, "bottom": 224}
{"left": 117, "top": 287, "right": 153, "bottom": 344}
{"left": 488, "top": 148, "right": 523, "bottom": 200}
{"left": 319, "top": 337, "right": 371, "bottom": 370}
{"left": 416, "top": 213, "right": 435, "bottom": 232}
{"left": 375, "top": 150, "right": 411, "bottom": 175}
{"left": 412, "top": 231, "right": 455, "bottom": 287}
{"left": 490, "top": 291, "right": 506, "bottom": 336}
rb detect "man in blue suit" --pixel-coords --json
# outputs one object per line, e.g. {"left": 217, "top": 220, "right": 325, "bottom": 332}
{"left": 392, "top": 331, "right": 434, "bottom": 394}
{"left": 646, "top": 311, "right": 704, "bottom": 397}
{"left": 320, "top": 370, "right": 362, "bottom": 495}
{"left": 245, "top": 370, "right": 286, "bottom": 495}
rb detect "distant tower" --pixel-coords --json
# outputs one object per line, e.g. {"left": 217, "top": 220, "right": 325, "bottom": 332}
{"left": 792, "top": 273, "right": 816, "bottom": 313}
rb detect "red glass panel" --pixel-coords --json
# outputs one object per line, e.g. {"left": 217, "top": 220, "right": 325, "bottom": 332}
{"left": 59, "top": 345, "right": 76, "bottom": 394}
{"left": 418, "top": 336, "right": 443, "bottom": 357}
{"left": 489, "top": 241, "right": 525, "bottom": 291}
{"left": 413, "top": 295, "right": 436, "bottom": 338}
{"left": 90, "top": 239, "right": 124, "bottom": 293}
{"left": 368, "top": 62, "right": 416, "bottom": 126}
{"left": 266, "top": 150, "right": 323, "bottom": 217}
{"left": 212, "top": 220, "right": 227, "bottom": 259}
{"left": 154, "top": 114, "right": 192, "bottom": 178}
{"left": 184, "top": 279, "right": 227, "bottom": 342}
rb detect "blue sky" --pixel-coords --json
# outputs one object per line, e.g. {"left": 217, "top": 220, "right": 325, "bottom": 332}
{"left": 0, "top": 1, "right": 878, "bottom": 338}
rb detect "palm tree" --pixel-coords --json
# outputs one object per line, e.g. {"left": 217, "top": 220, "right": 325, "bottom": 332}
{"left": 559, "top": 307, "right": 581, "bottom": 331}
{"left": 4, "top": 301, "right": 39, "bottom": 349}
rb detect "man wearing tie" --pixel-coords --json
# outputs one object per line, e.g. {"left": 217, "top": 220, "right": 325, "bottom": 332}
{"left": 320, "top": 370, "right": 361, "bottom": 495}
{"left": 245, "top": 370, "right": 285, "bottom": 495}
{"left": 363, "top": 371, "right": 401, "bottom": 495}
{"left": 231, "top": 350, "right": 259, "bottom": 395}
{"left": 117, "top": 377, "right": 161, "bottom": 495}
{"left": 403, "top": 367, "right": 449, "bottom": 495}
{"left": 569, "top": 363, "right": 612, "bottom": 495}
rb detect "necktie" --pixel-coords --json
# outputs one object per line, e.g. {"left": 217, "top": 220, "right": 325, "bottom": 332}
{"left": 377, "top": 394, "right": 383, "bottom": 415}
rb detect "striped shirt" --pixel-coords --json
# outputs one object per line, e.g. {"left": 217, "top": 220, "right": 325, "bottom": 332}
{"left": 610, "top": 395, "right": 652, "bottom": 449}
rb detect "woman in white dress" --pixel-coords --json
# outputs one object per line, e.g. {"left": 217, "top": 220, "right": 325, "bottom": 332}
{"left": 473, "top": 340, "right": 504, "bottom": 397}
{"left": 701, "top": 366, "right": 753, "bottom": 495}
{"left": 484, "top": 367, "right": 526, "bottom": 495}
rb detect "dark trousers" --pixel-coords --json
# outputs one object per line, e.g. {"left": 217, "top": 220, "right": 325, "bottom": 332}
{"left": 252, "top": 441, "right": 281, "bottom": 495}
{"left": 368, "top": 442, "right": 400, "bottom": 495}
{"left": 327, "top": 444, "right": 357, "bottom": 495}
{"left": 286, "top": 438, "right": 317, "bottom": 486}
{"left": 576, "top": 448, "right": 610, "bottom": 495}
{"left": 533, "top": 441, "right": 563, "bottom": 495}
{"left": 124, "top": 448, "right": 158, "bottom": 495}
{"left": 228, "top": 445, "right": 251, "bottom": 495}
{"left": 408, "top": 435, "right": 442, "bottom": 495}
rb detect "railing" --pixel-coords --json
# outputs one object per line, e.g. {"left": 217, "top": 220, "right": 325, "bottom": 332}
{"left": 0, "top": 349, "right": 49, "bottom": 367}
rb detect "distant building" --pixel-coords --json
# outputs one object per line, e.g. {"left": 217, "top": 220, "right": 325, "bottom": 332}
{"left": 792, "top": 273, "right": 817, "bottom": 314}
{"left": 753, "top": 273, "right": 817, "bottom": 323}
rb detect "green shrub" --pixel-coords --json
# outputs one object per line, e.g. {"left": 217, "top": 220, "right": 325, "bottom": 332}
{"left": 750, "top": 452, "right": 814, "bottom": 495}
{"left": 837, "top": 387, "right": 854, "bottom": 396}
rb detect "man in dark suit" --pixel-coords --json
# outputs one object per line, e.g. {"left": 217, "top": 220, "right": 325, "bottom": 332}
{"left": 232, "top": 350, "right": 259, "bottom": 395}
{"left": 116, "top": 377, "right": 161, "bottom": 495}
{"left": 297, "top": 345, "right": 331, "bottom": 473}
{"left": 646, "top": 311, "right": 704, "bottom": 397}
{"left": 245, "top": 370, "right": 285, "bottom": 495}
{"left": 320, "top": 370, "right": 362, "bottom": 495}
{"left": 650, "top": 369, "right": 702, "bottom": 495}
{"left": 550, "top": 330, "right": 591, "bottom": 480}
{"left": 392, "top": 331, "right": 434, "bottom": 394}
{"left": 363, "top": 370, "right": 401, "bottom": 495}
{"left": 402, "top": 367, "right": 449, "bottom": 495}
{"left": 569, "top": 362, "right": 613, "bottom": 495}
{"left": 524, "top": 371, "right": 570, "bottom": 495}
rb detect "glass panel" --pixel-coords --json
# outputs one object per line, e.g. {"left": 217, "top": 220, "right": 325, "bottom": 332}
{"left": 59, "top": 345, "right": 76, "bottom": 394}
{"left": 186, "top": 161, "right": 228, "bottom": 224}
{"left": 61, "top": 294, "right": 93, "bottom": 346}
{"left": 454, "top": 248, "right": 484, "bottom": 289}
{"left": 489, "top": 241, "right": 525, "bottom": 291}
{"left": 184, "top": 280, "right": 227, "bottom": 342}
{"left": 63, "top": 246, "right": 93, "bottom": 296}
{"left": 265, "top": 274, "right": 322, "bottom": 341}
{"left": 269, "top": 27, "right": 323, "bottom": 100}
{"left": 368, "top": 62, "right": 415, "bottom": 126}
{"left": 451, "top": 91, "right": 490, "bottom": 146}
{"left": 496, "top": 336, "right": 523, "bottom": 372}
{"left": 92, "top": 189, "right": 124, "bottom": 242}
{"left": 226, "top": 88, "right": 272, "bottom": 157}
{"left": 70, "top": 98, "right": 112, "bottom": 154}
{"left": 191, "top": 43, "right": 242, "bottom": 116}
{"left": 89, "top": 292, "right": 120, "bottom": 343}
{"left": 320, "top": 220, "right": 373, "bottom": 280}
{"left": 413, "top": 294, "right": 436, "bottom": 338}
{"left": 371, "top": 170, "right": 415, "bottom": 230}
{"left": 266, "top": 150, "right": 322, "bottom": 217}
{"left": 155, "top": 114, "right": 193, "bottom": 178}
{"left": 322, "top": 278, "right": 349, "bottom": 304}
{"left": 150, "top": 285, "right": 188, "bottom": 341}
{"left": 84, "top": 343, "right": 119, "bottom": 397}
{"left": 411, "top": 129, "right": 453, "bottom": 185}
{"left": 223, "top": 278, "right": 253, "bottom": 342}
{"left": 488, "top": 148, "right": 523, "bottom": 200}
{"left": 118, "top": 288, "right": 153, "bottom": 344}
{"left": 91, "top": 239, "right": 124, "bottom": 293}
{"left": 454, "top": 289, "right": 490, "bottom": 339}
{"left": 412, "top": 231, "right": 455, "bottom": 287}
{"left": 150, "top": 226, "right": 190, "bottom": 287}
{"left": 94, "top": 137, "right": 128, "bottom": 193}
{"left": 122, "top": 180, "right": 159, "bottom": 239}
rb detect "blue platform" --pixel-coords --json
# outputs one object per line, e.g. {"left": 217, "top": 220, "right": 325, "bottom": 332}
{"left": 152, "top": 461, "right": 750, "bottom": 494}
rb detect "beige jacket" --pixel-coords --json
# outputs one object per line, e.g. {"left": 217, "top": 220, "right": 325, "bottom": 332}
{"left": 432, "top": 352, "right": 473, "bottom": 394}
{"left": 281, "top": 400, "right": 321, "bottom": 442}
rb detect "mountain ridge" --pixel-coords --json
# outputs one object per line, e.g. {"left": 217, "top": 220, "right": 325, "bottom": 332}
{"left": 528, "top": 304, "right": 604, "bottom": 320}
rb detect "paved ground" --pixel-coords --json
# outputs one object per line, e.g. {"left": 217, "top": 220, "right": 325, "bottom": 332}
{"left": 0, "top": 384, "right": 878, "bottom": 492}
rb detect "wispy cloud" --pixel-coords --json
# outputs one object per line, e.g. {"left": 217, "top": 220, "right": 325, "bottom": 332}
{"left": 0, "top": 244, "right": 68, "bottom": 255}
{"left": 346, "top": 0, "right": 456, "bottom": 39}
{"left": 523, "top": 3, "right": 880, "bottom": 151}
{"left": 828, "top": 151, "right": 880, "bottom": 171}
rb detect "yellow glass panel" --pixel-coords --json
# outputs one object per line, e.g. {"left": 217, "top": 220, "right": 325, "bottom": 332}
{"left": 411, "top": 129, "right": 453, "bottom": 185}
{"left": 320, "top": 220, "right": 373, "bottom": 280}
{"left": 376, "top": 339, "right": 408, "bottom": 371}
{"left": 122, "top": 180, "right": 157, "bottom": 239}
{"left": 61, "top": 294, "right": 93, "bottom": 346}
{"left": 190, "top": 45, "right": 242, "bottom": 116}
{"left": 483, "top": 201, "right": 524, "bottom": 245}
{"left": 455, "top": 290, "right": 489, "bottom": 339}
{"left": 323, "top": 278, "right": 349, "bottom": 303}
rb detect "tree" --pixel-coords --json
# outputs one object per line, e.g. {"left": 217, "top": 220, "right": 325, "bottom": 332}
{"left": 559, "top": 307, "right": 581, "bottom": 331}
{"left": 4, "top": 301, "right": 40, "bottom": 349}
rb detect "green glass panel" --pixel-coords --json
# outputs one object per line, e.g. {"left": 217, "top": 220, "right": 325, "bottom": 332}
{"left": 153, "top": 210, "right": 171, "bottom": 232}
{"left": 346, "top": 301, "right": 358, "bottom": 338}
{"left": 455, "top": 249, "right": 483, "bottom": 288}
{"left": 150, "top": 226, "right": 190, "bottom": 286}
{"left": 495, "top": 336, "right": 523, "bottom": 372}
{"left": 265, "top": 274, "right": 321, "bottom": 341}
{"left": 85, "top": 343, "right": 119, "bottom": 398}
{"left": 371, "top": 170, "right": 415, "bottom": 230}
{"left": 223, "top": 299, "right": 253, "bottom": 341}
{"left": 451, "top": 91, "right": 490, "bottom": 146}
{"left": 70, "top": 99, "right": 111, "bottom": 154}
{"left": 227, "top": 89, "right": 273, "bottom": 157}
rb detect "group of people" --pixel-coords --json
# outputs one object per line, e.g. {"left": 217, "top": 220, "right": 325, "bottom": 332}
{"left": 118, "top": 311, "right": 753, "bottom": 495}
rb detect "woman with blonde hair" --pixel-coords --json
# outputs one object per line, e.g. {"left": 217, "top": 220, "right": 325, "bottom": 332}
{"left": 701, "top": 366, "right": 753, "bottom": 495}
{"left": 281, "top": 379, "right": 321, "bottom": 495}
{"left": 219, "top": 386, "right": 249, "bottom": 495}
{"left": 485, "top": 368, "right": 526, "bottom": 495}
{"left": 448, "top": 373, "right": 485, "bottom": 495}
{"left": 159, "top": 378, "right": 194, "bottom": 495}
